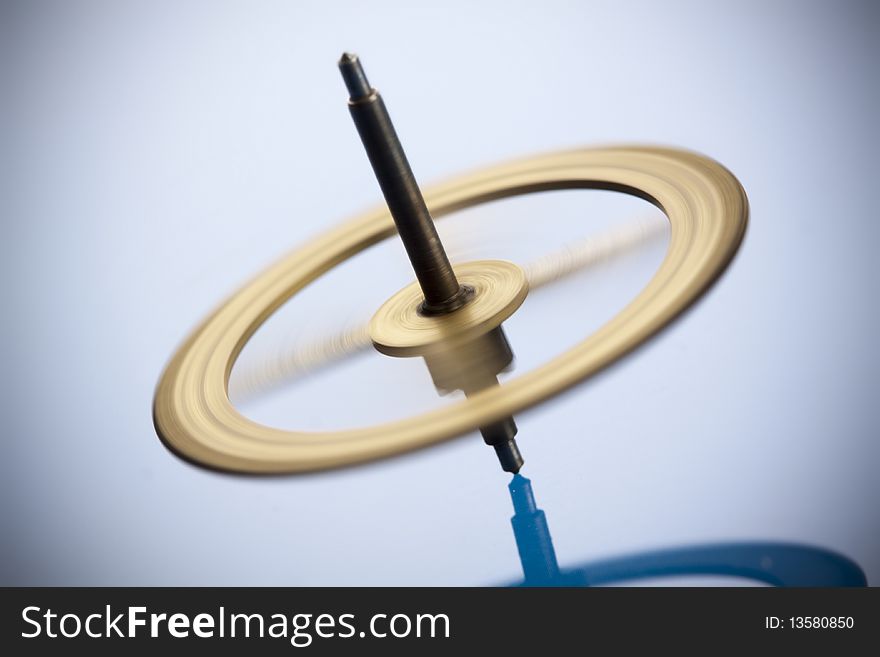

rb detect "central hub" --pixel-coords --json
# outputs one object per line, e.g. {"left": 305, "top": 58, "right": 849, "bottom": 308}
{"left": 369, "top": 259, "right": 529, "bottom": 358}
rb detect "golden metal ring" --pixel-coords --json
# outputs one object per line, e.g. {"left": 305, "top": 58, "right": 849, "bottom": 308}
{"left": 153, "top": 146, "right": 748, "bottom": 473}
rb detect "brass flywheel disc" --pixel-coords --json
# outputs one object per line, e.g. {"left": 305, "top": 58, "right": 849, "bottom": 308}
{"left": 153, "top": 146, "right": 748, "bottom": 473}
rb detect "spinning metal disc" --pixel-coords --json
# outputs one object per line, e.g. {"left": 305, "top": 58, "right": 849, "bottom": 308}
{"left": 229, "top": 215, "right": 668, "bottom": 400}
{"left": 153, "top": 145, "right": 748, "bottom": 473}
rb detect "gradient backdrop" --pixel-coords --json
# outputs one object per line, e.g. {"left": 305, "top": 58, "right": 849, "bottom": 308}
{"left": 2, "top": 0, "right": 878, "bottom": 585}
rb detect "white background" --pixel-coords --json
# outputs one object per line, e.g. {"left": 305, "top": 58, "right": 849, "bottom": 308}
{"left": 2, "top": 0, "right": 878, "bottom": 584}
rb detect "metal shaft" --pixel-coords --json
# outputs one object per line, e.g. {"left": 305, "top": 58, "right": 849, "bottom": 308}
{"left": 339, "top": 53, "right": 470, "bottom": 314}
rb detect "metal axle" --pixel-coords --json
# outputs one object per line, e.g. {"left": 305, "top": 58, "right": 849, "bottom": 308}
{"left": 338, "top": 53, "right": 472, "bottom": 315}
